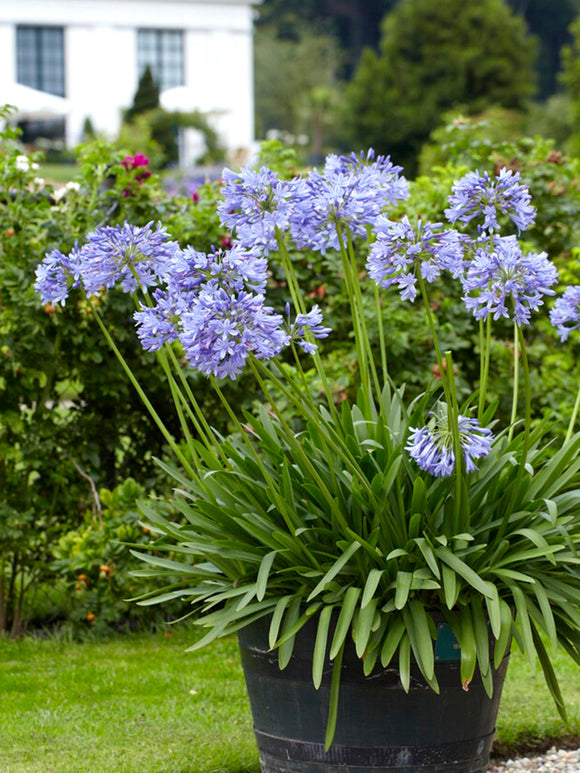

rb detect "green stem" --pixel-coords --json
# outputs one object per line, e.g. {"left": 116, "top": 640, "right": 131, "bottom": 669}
{"left": 417, "top": 275, "right": 452, "bottom": 411}
{"left": 478, "top": 316, "right": 492, "bottom": 422}
{"left": 92, "top": 307, "right": 197, "bottom": 479}
{"left": 565, "top": 382, "right": 580, "bottom": 445}
{"left": 445, "top": 350, "right": 467, "bottom": 533}
{"left": 275, "top": 230, "right": 338, "bottom": 422}
{"left": 374, "top": 284, "right": 388, "bottom": 385}
{"left": 345, "top": 229, "right": 382, "bottom": 400}
{"left": 516, "top": 325, "right": 532, "bottom": 468}
{"left": 507, "top": 322, "right": 519, "bottom": 444}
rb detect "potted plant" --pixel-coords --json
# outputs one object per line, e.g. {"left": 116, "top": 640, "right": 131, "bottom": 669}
{"left": 35, "top": 153, "right": 580, "bottom": 772}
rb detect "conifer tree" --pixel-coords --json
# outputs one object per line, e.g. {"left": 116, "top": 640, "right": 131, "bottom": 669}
{"left": 126, "top": 65, "right": 160, "bottom": 123}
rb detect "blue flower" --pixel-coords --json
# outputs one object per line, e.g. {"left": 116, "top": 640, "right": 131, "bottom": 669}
{"left": 445, "top": 168, "right": 535, "bottom": 234}
{"left": 462, "top": 236, "right": 558, "bottom": 325}
{"left": 78, "top": 222, "right": 180, "bottom": 296}
{"left": 218, "top": 166, "right": 300, "bottom": 254}
{"left": 178, "top": 288, "right": 289, "bottom": 380}
{"left": 289, "top": 150, "right": 409, "bottom": 254}
{"left": 290, "top": 304, "right": 332, "bottom": 354}
{"left": 168, "top": 244, "right": 269, "bottom": 296}
{"left": 550, "top": 285, "right": 580, "bottom": 341}
{"left": 34, "top": 245, "right": 81, "bottom": 305}
{"left": 406, "top": 412, "right": 493, "bottom": 477}
{"left": 367, "top": 216, "right": 465, "bottom": 301}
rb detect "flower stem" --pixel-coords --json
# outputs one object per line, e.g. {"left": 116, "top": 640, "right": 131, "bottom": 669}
{"left": 565, "top": 381, "right": 580, "bottom": 445}
{"left": 418, "top": 275, "right": 451, "bottom": 410}
{"left": 374, "top": 283, "right": 388, "bottom": 384}
{"left": 91, "top": 306, "right": 197, "bottom": 479}
{"left": 478, "top": 316, "right": 492, "bottom": 422}
{"left": 508, "top": 322, "right": 519, "bottom": 443}
{"left": 516, "top": 324, "right": 531, "bottom": 466}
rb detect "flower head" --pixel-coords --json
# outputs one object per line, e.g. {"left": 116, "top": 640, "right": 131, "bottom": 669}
{"left": 178, "top": 288, "right": 289, "bottom": 380}
{"left": 462, "top": 236, "right": 558, "bottom": 325}
{"left": 218, "top": 166, "right": 298, "bottom": 254}
{"left": 550, "top": 285, "right": 580, "bottom": 341}
{"left": 445, "top": 168, "right": 535, "bottom": 234}
{"left": 34, "top": 245, "right": 81, "bottom": 305}
{"left": 77, "top": 222, "right": 180, "bottom": 296}
{"left": 289, "top": 150, "right": 409, "bottom": 254}
{"left": 289, "top": 304, "right": 332, "bottom": 354}
{"left": 367, "top": 216, "right": 465, "bottom": 301}
{"left": 406, "top": 412, "right": 493, "bottom": 477}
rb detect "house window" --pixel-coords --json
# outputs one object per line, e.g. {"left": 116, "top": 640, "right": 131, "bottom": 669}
{"left": 137, "top": 29, "right": 184, "bottom": 92}
{"left": 16, "top": 26, "right": 65, "bottom": 97}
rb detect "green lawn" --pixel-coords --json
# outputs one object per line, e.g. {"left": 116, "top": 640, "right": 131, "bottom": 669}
{"left": 0, "top": 629, "right": 578, "bottom": 773}
{"left": 38, "top": 163, "right": 78, "bottom": 184}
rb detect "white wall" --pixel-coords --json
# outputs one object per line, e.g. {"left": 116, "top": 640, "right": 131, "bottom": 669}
{"left": 0, "top": 0, "right": 256, "bottom": 155}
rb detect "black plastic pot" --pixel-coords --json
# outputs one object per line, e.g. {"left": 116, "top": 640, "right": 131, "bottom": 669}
{"left": 238, "top": 615, "right": 509, "bottom": 773}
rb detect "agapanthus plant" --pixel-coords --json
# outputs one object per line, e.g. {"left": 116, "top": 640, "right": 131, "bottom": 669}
{"left": 35, "top": 156, "right": 580, "bottom": 752}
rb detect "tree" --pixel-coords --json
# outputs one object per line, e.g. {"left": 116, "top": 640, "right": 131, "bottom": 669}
{"left": 560, "top": 15, "right": 580, "bottom": 154}
{"left": 343, "top": 0, "right": 537, "bottom": 170}
{"left": 126, "top": 65, "right": 160, "bottom": 124}
{"left": 254, "top": 24, "right": 342, "bottom": 154}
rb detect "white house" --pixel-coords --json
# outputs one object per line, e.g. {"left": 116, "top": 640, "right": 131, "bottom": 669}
{"left": 0, "top": 0, "right": 258, "bottom": 157}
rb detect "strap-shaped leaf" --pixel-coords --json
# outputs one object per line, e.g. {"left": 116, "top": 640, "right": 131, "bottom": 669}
{"left": 313, "top": 605, "right": 334, "bottom": 689}
{"left": 361, "top": 569, "right": 384, "bottom": 609}
{"left": 398, "top": 635, "right": 411, "bottom": 692}
{"left": 329, "top": 586, "right": 361, "bottom": 659}
{"left": 269, "top": 596, "right": 292, "bottom": 649}
{"left": 404, "top": 600, "right": 435, "bottom": 683}
{"left": 354, "top": 598, "right": 378, "bottom": 658}
{"left": 442, "top": 565, "right": 458, "bottom": 609}
{"left": 307, "top": 542, "right": 361, "bottom": 601}
{"left": 436, "top": 547, "right": 494, "bottom": 598}
{"left": 493, "top": 600, "right": 513, "bottom": 669}
{"left": 484, "top": 583, "right": 501, "bottom": 640}
{"left": 381, "top": 615, "right": 405, "bottom": 667}
{"left": 394, "top": 571, "right": 413, "bottom": 610}
{"left": 324, "top": 642, "right": 345, "bottom": 751}
{"left": 531, "top": 620, "right": 568, "bottom": 723}
{"left": 459, "top": 606, "right": 477, "bottom": 689}
{"left": 256, "top": 551, "right": 277, "bottom": 601}
{"left": 278, "top": 597, "right": 302, "bottom": 669}
{"left": 471, "top": 597, "right": 490, "bottom": 676}
{"left": 414, "top": 538, "right": 441, "bottom": 579}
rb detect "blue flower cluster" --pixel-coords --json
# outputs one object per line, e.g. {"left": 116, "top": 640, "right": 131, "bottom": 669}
{"left": 406, "top": 412, "right": 493, "bottom": 477}
{"left": 549, "top": 285, "right": 580, "bottom": 341}
{"left": 367, "top": 216, "right": 465, "bottom": 301}
{"left": 445, "top": 168, "right": 536, "bottom": 233}
{"left": 462, "top": 236, "right": 558, "bottom": 325}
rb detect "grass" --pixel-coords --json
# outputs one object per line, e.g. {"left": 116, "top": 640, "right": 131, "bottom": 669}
{"left": 0, "top": 629, "right": 578, "bottom": 773}
{"left": 38, "top": 163, "right": 78, "bottom": 184}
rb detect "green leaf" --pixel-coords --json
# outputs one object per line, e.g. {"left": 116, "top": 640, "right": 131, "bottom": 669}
{"left": 329, "top": 586, "right": 361, "bottom": 660}
{"left": 269, "top": 596, "right": 291, "bottom": 649}
{"left": 278, "top": 597, "right": 302, "bottom": 669}
{"left": 459, "top": 606, "right": 477, "bottom": 689}
{"left": 394, "top": 571, "right": 413, "bottom": 610}
{"left": 510, "top": 584, "right": 535, "bottom": 671}
{"left": 436, "top": 547, "right": 494, "bottom": 598}
{"left": 405, "top": 600, "right": 435, "bottom": 682}
{"left": 256, "top": 551, "right": 277, "bottom": 602}
{"left": 307, "top": 542, "right": 361, "bottom": 601}
{"left": 354, "top": 598, "right": 378, "bottom": 658}
{"left": 414, "top": 537, "right": 440, "bottom": 579}
{"left": 380, "top": 615, "right": 405, "bottom": 667}
{"left": 442, "top": 565, "right": 458, "bottom": 609}
{"left": 484, "top": 583, "right": 501, "bottom": 640}
{"left": 324, "top": 642, "right": 344, "bottom": 751}
{"left": 398, "top": 635, "right": 411, "bottom": 692}
{"left": 493, "top": 600, "right": 513, "bottom": 670}
{"left": 361, "top": 568, "right": 384, "bottom": 609}
{"left": 313, "top": 606, "right": 334, "bottom": 690}
{"left": 531, "top": 620, "right": 568, "bottom": 723}
{"left": 471, "top": 597, "right": 490, "bottom": 677}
